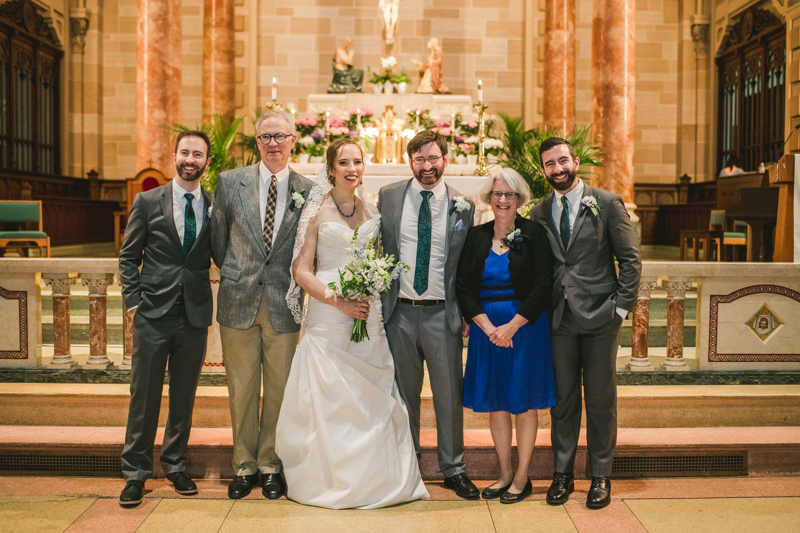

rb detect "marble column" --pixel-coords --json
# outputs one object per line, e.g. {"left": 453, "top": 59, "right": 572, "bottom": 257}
{"left": 661, "top": 278, "right": 693, "bottom": 371}
{"left": 543, "top": 0, "right": 576, "bottom": 134}
{"left": 202, "top": 0, "right": 235, "bottom": 123}
{"left": 81, "top": 274, "right": 115, "bottom": 369}
{"left": 121, "top": 307, "right": 134, "bottom": 370}
{"left": 137, "top": 0, "right": 182, "bottom": 175}
{"left": 627, "top": 277, "right": 657, "bottom": 371}
{"left": 590, "top": 0, "right": 635, "bottom": 207}
{"left": 43, "top": 274, "right": 76, "bottom": 368}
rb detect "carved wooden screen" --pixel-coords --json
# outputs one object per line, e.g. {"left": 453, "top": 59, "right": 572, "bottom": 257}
{"left": 0, "top": 0, "right": 62, "bottom": 174}
{"left": 716, "top": 8, "right": 785, "bottom": 174}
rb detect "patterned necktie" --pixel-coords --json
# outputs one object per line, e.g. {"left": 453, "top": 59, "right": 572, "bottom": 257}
{"left": 560, "top": 195, "right": 571, "bottom": 250}
{"left": 182, "top": 192, "right": 196, "bottom": 255}
{"left": 263, "top": 174, "right": 277, "bottom": 254}
{"left": 414, "top": 190, "right": 433, "bottom": 296}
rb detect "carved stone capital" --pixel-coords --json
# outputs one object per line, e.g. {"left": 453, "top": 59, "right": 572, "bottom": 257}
{"left": 43, "top": 274, "right": 77, "bottom": 296}
{"left": 638, "top": 277, "right": 658, "bottom": 299}
{"left": 69, "top": 8, "right": 90, "bottom": 55}
{"left": 661, "top": 278, "right": 693, "bottom": 300}
{"left": 691, "top": 23, "right": 709, "bottom": 56}
{"left": 81, "top": 273, "right": 115, "bottom": 295}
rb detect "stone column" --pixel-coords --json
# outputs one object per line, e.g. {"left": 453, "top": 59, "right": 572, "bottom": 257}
{"left": 661, "top": 278, "right": 693, "bottom": 371}
{"left": 627, "top": 277, "right": 657, "bottom": 371}
{"left": 43, "top": 275, "right": 76, "bottom": 368}
{"left": 137, "top": 0, "right": 182, "bottom": 174}
{"left": 543, "top": 0, "right": 576, "bottom": 134}
{"left": 202, "top": 0, "right": 235, "bottom": 123}
{"left": 121, "top": 308, "right": 134, "bottom": 370}
{"left": 81, "top": 274, "right": 116, "bottom": 369}
{"left": 590, "top": 0, "right": 635, "bottom": 207}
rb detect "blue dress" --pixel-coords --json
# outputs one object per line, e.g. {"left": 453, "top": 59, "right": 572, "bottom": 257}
{"left": 463, "top": 249, "right": 556, "bottom": 414}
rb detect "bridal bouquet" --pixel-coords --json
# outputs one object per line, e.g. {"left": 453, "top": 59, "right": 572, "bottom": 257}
{"left": 325, "top": 225, "right": 409, "bottom": 342}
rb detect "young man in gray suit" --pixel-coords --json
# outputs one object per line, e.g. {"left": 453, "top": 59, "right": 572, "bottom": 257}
{"left": 378, "top": 130, "right": 479, "bottom": 499}
{"left": 118, "top": 131, "right": 215, "bottom": 506}
{"left": 530, "top": 137, "right": 641, "bottom": 509}
{"left": 211, "top": 110, "right": 313, "bottom": 500}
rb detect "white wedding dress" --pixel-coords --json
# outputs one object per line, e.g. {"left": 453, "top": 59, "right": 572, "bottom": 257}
{"left": 275, "top": 218, "right": 429, "bottom": 509}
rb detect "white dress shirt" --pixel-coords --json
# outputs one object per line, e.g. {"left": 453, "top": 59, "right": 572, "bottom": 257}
{"left": 172, "top": 181, "right": 204, "bottom": 244}
{"left": 398, "top": 179, "right": 448, "bottom": 300}
{"left": 259, "top": 162, "right": 290, "bottom": 243}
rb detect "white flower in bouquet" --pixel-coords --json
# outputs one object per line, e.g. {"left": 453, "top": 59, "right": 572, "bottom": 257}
{"left": 381, "top": 56, "right": 397, "bottom": 69}
{"left": 299, "top": 135, "right": 315, "bottom": 146}
{"left": 463, "top": 135, "right": 479, "bottom": 144}
{"left": 484, "top": 138, "right": 504, "bottom": 149}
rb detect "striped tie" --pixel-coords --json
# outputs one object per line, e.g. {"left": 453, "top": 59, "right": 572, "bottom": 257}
{"left": 263, "top": 174, "right": 277, "bottom": 254}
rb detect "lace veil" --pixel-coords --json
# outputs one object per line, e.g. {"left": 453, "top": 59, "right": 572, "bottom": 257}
{"left": 285, "top": 164, "right": 380, "bottom": 325}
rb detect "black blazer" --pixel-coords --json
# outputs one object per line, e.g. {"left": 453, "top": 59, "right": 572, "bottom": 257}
{"left": 457, "top": 216, "right": 554, "bottom": 324}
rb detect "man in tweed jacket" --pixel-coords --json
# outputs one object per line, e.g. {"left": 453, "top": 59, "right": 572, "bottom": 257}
{"left": 211, "top": 110, "right": 313, "bottom": 501}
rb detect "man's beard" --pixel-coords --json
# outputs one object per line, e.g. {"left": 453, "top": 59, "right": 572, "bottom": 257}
{"left": 545, "top": 168, "right": 577, "bottom": 192}
{"left": 176, "top": 161, "right": 207, "bottom": 182}
{"left": 413, "top": 164, "right": 443, "bottom": 186}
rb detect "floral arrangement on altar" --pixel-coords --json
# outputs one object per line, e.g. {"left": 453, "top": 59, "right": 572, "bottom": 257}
{"left": 406, "top": 107, "right": 434, "bottom": 130}
{"left": 368, "top": 57, "right": 397, "bottom": 85}
{"left": 347, "top": 107, "right": 374, "bottom": 131}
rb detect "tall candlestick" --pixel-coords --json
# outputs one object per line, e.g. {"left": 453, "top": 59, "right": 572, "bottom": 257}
{"left": 478, "top": 79, "right": 483, "bottom": 102}
{"left": 272, "top": 78, "right": 277, "bottom": 101}
{"left": 473, "top": 101, "right": 490, "bottom": 176}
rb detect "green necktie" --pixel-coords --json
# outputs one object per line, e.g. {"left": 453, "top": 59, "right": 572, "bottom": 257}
{"left": 183, "top": 192, "right": 196, "bottom": 255}
{"left": 414, "top": 191, "right": 433, "bottom": 296}
{"left": 560, "top": 195, "right": 571, "bottom": 250}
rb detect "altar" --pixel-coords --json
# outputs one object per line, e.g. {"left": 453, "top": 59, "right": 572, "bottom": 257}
{"left": 305, "top": 94, "right": 475, "bottom": 119}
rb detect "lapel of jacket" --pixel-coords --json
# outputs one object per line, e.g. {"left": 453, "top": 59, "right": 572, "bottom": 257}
{"left": 541, "top": 193, "right": 562, "bottom": 250}
{"left": 268, "top": 170, "right": 304, "bottom": 259}
{"left": 388, "top": 179, "right": 412, "bottom": 255}
{"left": 238, "top": 164, "right": 267, "bottom": 259}
{"left": 160, "top": 181, "right": 185, "bottom": 255}
{"left": 445, "top": 183, "right": 457, "bottom": 250}
{"left": 567, "top": 183, "right": 590, "bottom": 250}
{"left": 194, "top": 188, "right": 212, "bottom": 242}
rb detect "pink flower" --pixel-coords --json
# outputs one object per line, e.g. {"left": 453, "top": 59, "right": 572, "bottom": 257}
{"left": 330, "top": 118, "right": 346, "bottom": 128}
{"left": 439, "top": 127, "right": 451, "bottom": 136}
{"left": 435, "top": 120, "right": 451, "bottom": 128}
{"left": 406, "top": 106, "right": 427, "bottom": 114}
{"left": 349, "top": 107, "right": 373, "bottom": 116}
{"left": 459, "top": 143, "right": 475, "bottom": 154}
{"left": 296, "top": 117, "right": 318, "bottom": 126}
{"left": 466, "top": 121, "right": 478, "bottom": 129}
{"left": 331, "top": 126, "right": 350, "bottom": 136}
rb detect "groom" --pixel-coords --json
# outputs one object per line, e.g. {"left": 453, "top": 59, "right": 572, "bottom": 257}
{"left": 530, "top": 137, "right": 641, "bottom": 509}
{"left": 379, "top": 130, "right": 478, "bottom": 499}
{"left": 211, "top": 110, "right": 314, "bottom": 500}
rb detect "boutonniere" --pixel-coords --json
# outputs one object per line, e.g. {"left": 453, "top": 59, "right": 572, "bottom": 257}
{"left": 206, "top": 202, "right": 213, "bottom": 220}
{"left": 449, "top": 195, "right": 471, "bottom": 215}
{"left": 501, "top": 228, "right": 527, "bottom": 250}
{"left": 580, "top": 196, "right": 600, "bottom": 216}
{"left": 290, "top": 186, "right": 306, "bottom": 211}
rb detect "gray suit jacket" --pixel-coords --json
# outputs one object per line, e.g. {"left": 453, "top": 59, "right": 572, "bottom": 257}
{"left": 211, "top": 164, "right": 314, "bottom": 333}
{"left": 378, "top": 179, "right": 474, "bottom": 335}
{"left": 119, "top": 181, "right": 214, "bottom": 328}
{"left": 530, "top": 183, "right": 641, "bottom": 331}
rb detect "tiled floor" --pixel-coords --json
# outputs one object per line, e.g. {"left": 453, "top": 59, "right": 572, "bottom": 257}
{"left": 2, "top": 476, "right": 799, "bottom": 532}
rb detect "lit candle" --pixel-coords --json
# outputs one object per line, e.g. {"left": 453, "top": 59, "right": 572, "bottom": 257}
{"left": 325, "top": 111, "right": 330, "bottom": 132}
{"left": 415, "top": 110, "right": 420, "bottom": 131}
{"left": 272, "top": 78, "right": 277, "bottom": 101}
{"left": 357, "top": 108, "right": 362, "bottom": 130}
{"left": 478, "top": 79, "right": 483, "bottom": 102}
{"left": 451, "top": 112, "right": 455, "bottom": 130}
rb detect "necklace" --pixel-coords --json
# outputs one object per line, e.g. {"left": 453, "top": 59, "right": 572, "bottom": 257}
{"left": 331, "top": 193, "right": 357, "bottom": 218}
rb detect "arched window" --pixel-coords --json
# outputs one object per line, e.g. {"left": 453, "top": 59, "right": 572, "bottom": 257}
{"left": 0, "top": 0, "right": 62, "bottom": 175}
{"left": 716, "top": 7, "right": 785, "bottom": 174}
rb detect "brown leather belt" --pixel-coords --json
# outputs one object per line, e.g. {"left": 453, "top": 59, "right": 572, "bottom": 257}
{"left": 398, "top": 298, "right": 444, "bottom": 307}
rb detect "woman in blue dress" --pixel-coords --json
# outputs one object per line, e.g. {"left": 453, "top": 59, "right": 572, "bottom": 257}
{"left": 456, "top": 168, "right": 556, "bottom": 504}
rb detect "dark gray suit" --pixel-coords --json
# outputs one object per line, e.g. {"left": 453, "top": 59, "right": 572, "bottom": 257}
{"left": 119, "top": 181, "right": 214, "bottom": 482}
{"left": 379, "top": 179, "right": 474, "bottom": 478}
{"left": 530, "top": 183, "right": 641, "bottom": 478}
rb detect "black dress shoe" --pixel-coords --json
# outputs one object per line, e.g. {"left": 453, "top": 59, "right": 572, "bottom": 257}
{"left": 119, "top": 480, "right": 144, "bottom": 507}
{"left": 165, "top": 472, "right": 198, "bottom": 495}
{"left": 545, "top": 471, "right": 575, "bottom": 506}
{"left": 261, "top": 473, "right": 286, "bottom": 500}
{"left": 228, "top": 473, "right": 260, "bottom": 499}
{"left": 481, "top": 481, "right": 512, "bottom": 500}
{"left": 586, "top": 477, "right": 611, "bottom": 509}
{"left": 499, "top": 479, "right": 533, "bottom": 504}
{"left": 443, "top": 473, "right": 480, "bottom": 500}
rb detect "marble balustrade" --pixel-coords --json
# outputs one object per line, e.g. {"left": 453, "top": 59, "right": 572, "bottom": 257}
{"left": 0, "top": 260, "right": 799, "bottom": 371}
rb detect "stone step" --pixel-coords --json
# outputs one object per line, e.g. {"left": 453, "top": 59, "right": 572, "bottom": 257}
{"left": 1, "top": 425, "right": 797, "bottom": 480}
{"left": 2, "top": 383, "right": 797, "bottom": 429}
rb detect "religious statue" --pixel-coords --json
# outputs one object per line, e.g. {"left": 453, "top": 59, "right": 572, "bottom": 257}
{"left": 412, "top": 38, "right": 450, "bottom": 94}
{"left": 379, "top": 0, "right": 400, "bottom": 59}
{"left": 373, "top": 105, "right": 405, "bottom": 164}
{"left": 327, "top": 36, "right": 364, "bottom": 93}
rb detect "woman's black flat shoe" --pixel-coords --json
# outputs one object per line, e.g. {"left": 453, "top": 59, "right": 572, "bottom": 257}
{"left": 481, "top": 482, "right": 512, "bottom": 499}
{"left": 500, "top": 479, "right": 533, "bottom": 504}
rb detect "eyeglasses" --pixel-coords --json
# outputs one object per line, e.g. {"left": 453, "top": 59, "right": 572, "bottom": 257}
{"left": 412, "top": 155, "right": 445, "bottom": 166}
{"left": 257, "top": 133, "right": 291, "bottom": 145}
{"left": 490, "top": 191, "right": 518, "bottom": 200}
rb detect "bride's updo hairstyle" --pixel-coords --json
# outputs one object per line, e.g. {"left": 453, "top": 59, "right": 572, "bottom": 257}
{"left": 326, "top": 138, "right": 365, "bottom": 187}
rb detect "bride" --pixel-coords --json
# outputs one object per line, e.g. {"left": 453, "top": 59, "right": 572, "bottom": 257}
{"left": 275, "top": 138, "right": 429, "bottom": 509}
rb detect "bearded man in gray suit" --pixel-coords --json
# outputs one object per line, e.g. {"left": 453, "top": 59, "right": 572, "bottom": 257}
{"left": 530, "top": 137, "right": 641, "bottom": 510}
{"left": 378, "top": 130, "right": 479, "bottom": 500}
{"left": 211, "top": 110, "right": 313, "bottom": 501}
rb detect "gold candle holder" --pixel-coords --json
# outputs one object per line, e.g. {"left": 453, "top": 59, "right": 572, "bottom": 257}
{"left": 473, "top": 101, "right": 490, "bottom": 176}
{"left": 265, "top": 99, "right": 283, "bottom": 112}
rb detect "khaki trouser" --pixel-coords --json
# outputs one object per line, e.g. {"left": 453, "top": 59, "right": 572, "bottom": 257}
{"left": 220, "top": 286, "right": 298, "bottom": 476}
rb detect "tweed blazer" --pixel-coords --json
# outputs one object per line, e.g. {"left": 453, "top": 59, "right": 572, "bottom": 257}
{"left": 211, "top": 164, "right": 314, "bottom": 333}
{"left": 119, "top": 181, "right": 214, "bottom": 328}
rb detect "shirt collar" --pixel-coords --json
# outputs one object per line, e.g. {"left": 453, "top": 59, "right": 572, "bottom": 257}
{"left": 410, "top": 176, "right": 447, "bottom": 201}
{"left": 554, "top": 178, "right": 584, "bottom": 206}
{"left": 259, "top": 162, "right": 291, "bottom": 184}
{"left": 173, "top": 180, "right": 202, "bottom": 201}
